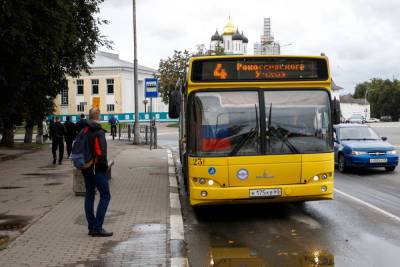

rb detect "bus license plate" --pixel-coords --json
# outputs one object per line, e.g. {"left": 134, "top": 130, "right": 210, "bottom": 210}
{"left": 370, "top": 158, "right": 387, "bottom": 163}
{"left": 249, "top": 188, "right": 281, "bottom": 198}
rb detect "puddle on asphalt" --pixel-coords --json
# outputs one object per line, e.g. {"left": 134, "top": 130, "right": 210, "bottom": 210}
{"left": 204, "top": 234, "right": 335, "bottom": 267}
{"left": 207, "top": 245, "right": 334, "bottom": 266}
{"left": 68, "top": 223, "right": 167, "bottom": 266}
{"left": 0, "top": 214, "right": 32, "bottom": 231}
{"left": 0, "top": 186, "right": 24, "bottom": 190}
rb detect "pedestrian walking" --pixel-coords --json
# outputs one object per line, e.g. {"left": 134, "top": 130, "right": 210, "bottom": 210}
{"left": 76, "top": 113, "right": 88, "bottom": 134}
{"left": 108, "top": 115, "right": 118, "bottom": 139}
{"left": 52, "top": 117, "right": 66, "bottom": 165}
{"left": 64, "top": 116, "right": 77, "bottom": 157}
{"left": 48, "top": 117, "right": 55, "bottom": 140}
{"left": 81, "top": 108, "right": 112, "bottom": 237}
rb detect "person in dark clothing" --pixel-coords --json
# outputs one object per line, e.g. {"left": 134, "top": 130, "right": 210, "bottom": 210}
{"left": 108, "top": 116, "right": 117, "bottom": 139}
{"left": 48, "top": 117, "right": 55, "bottom": 140}
{"left": 75, "top": 113, "right": 88, "bottom": 134}
{"left": 82, "top": 108, "right": 112, "bottom": 237}
{"left": 64, "top": 116, "right": 77, "bottom": 157}
{"left": 52, "top": 117, "right": 66, "bottom": 165}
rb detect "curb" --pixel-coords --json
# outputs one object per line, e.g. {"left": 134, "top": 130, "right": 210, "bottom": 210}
{"left": 167, "top": 149, "right": 189, "bottom": 267}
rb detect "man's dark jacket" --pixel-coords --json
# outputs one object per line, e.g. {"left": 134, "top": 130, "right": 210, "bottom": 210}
{"left": 53, "top": 121, "right": 66, "bottom": 139}
{"left": 76, "top": 118, "right": 88, "bottom": 134}
{"left": 64, "top": 121, "right": 77, "bottom": 141}
{"left": 88, "top": 121, "right": 108, "bottom": 172}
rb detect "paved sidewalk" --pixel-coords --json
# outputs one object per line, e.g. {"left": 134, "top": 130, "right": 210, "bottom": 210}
{"left": 0, "top": 141, "right": 171, "bottom": 266}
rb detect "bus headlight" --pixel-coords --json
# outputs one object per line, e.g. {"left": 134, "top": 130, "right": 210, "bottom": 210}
{"left": 201, "top": 191, "right": 208, "bottom": 197}
{"left": 313, "top": 175, "right": 319, "bottom": 182}
{"left": 321, "top": 185, "right": 327, "bottom": 192}
{"left": 208, "top": 179, "right": 214, "bottom": 186}
{"left": 199, "top": 178, "right": 206, "bottom": 184}
{"left": 321, "top": 173, "right": 328, "bottom": 180}
{"left": 387, "top": 150, "right": 397, "bottom": 155}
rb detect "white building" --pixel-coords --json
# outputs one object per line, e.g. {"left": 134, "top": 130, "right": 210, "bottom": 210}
{"left": 340, "top": 94, "right": 370, "bottom": 121}
{"left": 210, "top": 17, "right": 248, "bottom": 55}
{"left": 254, "top": 18, "right": 280, "bottom": 55}
{"left": 55, "top": 51, "right": 169, "bottom": 121}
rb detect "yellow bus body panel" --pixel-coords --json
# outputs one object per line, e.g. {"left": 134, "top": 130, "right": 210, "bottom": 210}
{"left": 188, "top": 153, "right": 334, "bottom": 206}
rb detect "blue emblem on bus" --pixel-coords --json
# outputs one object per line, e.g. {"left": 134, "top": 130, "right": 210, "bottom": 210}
{"left": 208, "top": 167, "right": 216, "bottom": 175}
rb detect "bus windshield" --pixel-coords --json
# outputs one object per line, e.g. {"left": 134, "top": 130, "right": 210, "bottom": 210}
{"left": 189, "top": 90, "right": 332, "bottom": 156}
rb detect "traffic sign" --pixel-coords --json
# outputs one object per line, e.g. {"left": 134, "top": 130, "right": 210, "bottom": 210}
{"left": 145, "top": 78, "right": 158, "bottom": 98}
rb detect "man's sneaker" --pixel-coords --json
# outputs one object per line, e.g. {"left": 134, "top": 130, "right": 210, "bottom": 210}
{"left": 53, "top": 159, "right": 56, "bottom": 164}
{"left": 91, "top": 229, "right": 113, "bottom": 237}
{"left": 88, "top": 230, "right": 95, "bottom": 236}
{"left": 58, "top": 161, "right": 62, "bottom": 165}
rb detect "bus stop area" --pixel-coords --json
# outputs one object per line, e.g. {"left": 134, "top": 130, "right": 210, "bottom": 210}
{"left": 0, "top": 138, "right": 186, "bottom": 266}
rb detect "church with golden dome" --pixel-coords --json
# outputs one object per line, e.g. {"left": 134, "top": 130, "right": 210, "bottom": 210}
{"left": 210, "top": 17, "right": 248, "bottom": 55}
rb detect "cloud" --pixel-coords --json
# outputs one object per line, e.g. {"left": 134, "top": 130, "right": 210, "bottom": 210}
{"left": 98, "top": 0, "right": 400, "bottom": 94}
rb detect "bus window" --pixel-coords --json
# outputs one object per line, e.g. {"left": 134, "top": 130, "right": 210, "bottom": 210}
{"left": 265, "top": 90, "right": 332, "bottom": 154}
{"left": 190, "top": 91, "right": 260, "bottom": 156}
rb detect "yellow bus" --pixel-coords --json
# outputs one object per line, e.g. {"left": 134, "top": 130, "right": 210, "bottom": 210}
{"left": 168, "top": 55, "right": 340, "bottom": 206}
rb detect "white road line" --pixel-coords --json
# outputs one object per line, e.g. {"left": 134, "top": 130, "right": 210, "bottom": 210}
{"left": 334, "top": 188, "right": 400, "bottom": 223}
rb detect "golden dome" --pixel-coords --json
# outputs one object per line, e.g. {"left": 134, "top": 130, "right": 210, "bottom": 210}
{"left": 223, "top": 18, "right": 236, "bottom": 35}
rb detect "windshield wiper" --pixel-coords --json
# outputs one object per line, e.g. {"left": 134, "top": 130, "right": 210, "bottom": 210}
{"left": 270, "top": 126, "right": 300, "bottom": 153}
{"left": 229, "top": 127, "right": 258, "bottom": 156}
{"left": 229, "top": 104, "right": 259, "bottom": 156}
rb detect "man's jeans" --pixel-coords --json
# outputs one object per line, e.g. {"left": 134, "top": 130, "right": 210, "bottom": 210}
{"left": 82, "top": 167, "right": 111, "bottom": 232}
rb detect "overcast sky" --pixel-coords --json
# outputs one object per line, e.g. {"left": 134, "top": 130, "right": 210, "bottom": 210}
{"left": 99, "top": 0, "right": 400, "bottom": 94}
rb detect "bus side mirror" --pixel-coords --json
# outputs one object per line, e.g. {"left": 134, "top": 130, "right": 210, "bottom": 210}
{"left": 168, "top": 89, "right": 181, "bottom": 119}
{"left": 382, "top": 136, "right": 387, "bottom": 141}
{"left": 332, "top": 98, "right": 341, "bottom": 125}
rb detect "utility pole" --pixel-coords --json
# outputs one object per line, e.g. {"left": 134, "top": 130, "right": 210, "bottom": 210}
{"left": 132, "top": 0, "right": 140, "bottom": 144}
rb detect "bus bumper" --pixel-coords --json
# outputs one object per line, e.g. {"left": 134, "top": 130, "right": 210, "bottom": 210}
{"left": 189, "top": 181, "right": 334, "bottom": 206}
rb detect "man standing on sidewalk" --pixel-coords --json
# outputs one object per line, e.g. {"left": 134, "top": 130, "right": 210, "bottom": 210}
{"left": 52, "top": 117, "right": 66, "bottom": 165}
{"left": 64, "top": 116, "right": 77, "bottom": 157}
{"left": 82, "top": 108, "right": 113, "bottom": 237}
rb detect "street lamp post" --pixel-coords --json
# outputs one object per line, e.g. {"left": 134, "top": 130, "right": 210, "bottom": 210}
{"left": 132, "top": 0, "right": 140, "bottom": 144}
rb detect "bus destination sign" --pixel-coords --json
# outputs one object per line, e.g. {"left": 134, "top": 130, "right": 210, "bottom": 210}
{"left": 192, "top": 58, "right": 328, "bottom": 82}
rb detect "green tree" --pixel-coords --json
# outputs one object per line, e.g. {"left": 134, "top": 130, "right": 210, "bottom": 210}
{"left": 356, "top": 78, "right": 400, "bottom": 120}
{"left": 0, "top": 0, "right": 110, "bottom": 146}
{"left": 156, "top": 50, "right": 191, "bottom": 104}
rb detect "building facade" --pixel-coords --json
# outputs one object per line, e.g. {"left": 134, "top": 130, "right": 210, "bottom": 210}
{"left": 210, "top": 17, "right": 248, "bottom": 55}
{"left": 54, "top": 51, "right": 169, "bottom": 121}
{"left": 254, "top": 18, "right": 280, "bottom": 55}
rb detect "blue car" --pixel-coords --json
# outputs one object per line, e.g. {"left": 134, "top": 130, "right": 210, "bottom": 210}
{"left": 334, "top": 124, "right": 398, "bottom": 172}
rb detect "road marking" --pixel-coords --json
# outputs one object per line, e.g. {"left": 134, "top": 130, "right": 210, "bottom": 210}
{"left": 335, "top": 188, "right": 400, "bottom": 223}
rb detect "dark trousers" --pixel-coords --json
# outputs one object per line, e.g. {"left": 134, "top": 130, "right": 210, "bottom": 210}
{"left": 52, "top": 137, "right": 64, "bottom": 162}
{"left": 82, "top": 168, "right": 111, "bottom": 232}
{"left": 65, "top": 138, "right": 73, "bottom": 157}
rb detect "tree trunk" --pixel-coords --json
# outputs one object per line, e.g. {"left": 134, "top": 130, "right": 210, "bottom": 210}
{"left": 24, "top": 119, "right": 34, "bottom": 144}
{"left": 36, "top": 119, "right": 44, "bottom": 144}
{"left": 0, "top": 121, "right": 15, "bottom": 147}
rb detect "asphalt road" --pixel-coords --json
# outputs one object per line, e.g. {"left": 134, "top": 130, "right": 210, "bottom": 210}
{"left": 157, "top": 122, "right": 400, "bottom": 267}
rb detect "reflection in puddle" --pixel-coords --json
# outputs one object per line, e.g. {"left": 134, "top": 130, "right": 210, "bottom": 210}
{"left": 0, "top": 214, "right": 32, "bottom": 231}
{"left": 208, "top": 246, "right": 334, "bottom": 267}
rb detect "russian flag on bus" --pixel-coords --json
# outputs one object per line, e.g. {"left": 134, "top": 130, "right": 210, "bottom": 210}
{"left": 202, "top": 125, "right": 231, "bottom": 151}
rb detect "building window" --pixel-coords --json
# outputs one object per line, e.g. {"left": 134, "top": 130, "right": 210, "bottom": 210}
{"left": 61, "top": 87, "right": 68, "bottom": 105}
{"left": 91, "top": 79, "right": 99, "bottom": 95}
{"left": 107, "top": 104, "right": 115, "bottom": 112}
{"left": 77, "top": 103, "right": 85, "bottom": 112}
{"left": 107, "top": 79, "right": 114, "bottom": 94}
{"left": 77, "top": 79, "right": 84, "bottom": 95}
